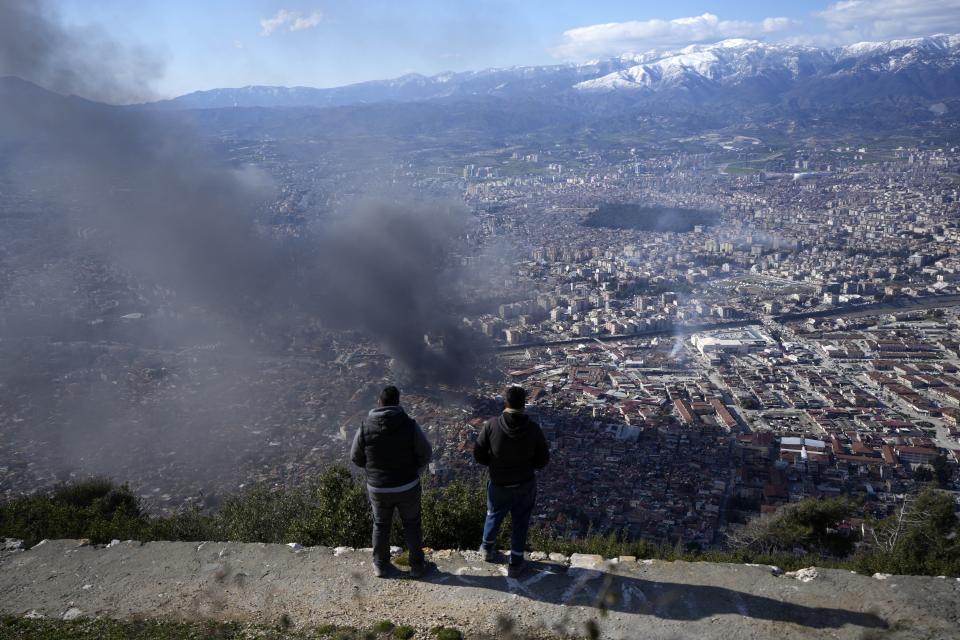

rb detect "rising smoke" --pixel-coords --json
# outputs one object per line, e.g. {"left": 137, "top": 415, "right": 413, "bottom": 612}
{"left": 0, "top": 0, "right": 482, "bottom": 382}
{"left": 310, "top": 199, "right": 483, "bottom": 384}
{"left": 0, "top": 1, "right": 487, "bottom": 488}
{"left": 0, "top": 0, "right": 161, "bottom": 104}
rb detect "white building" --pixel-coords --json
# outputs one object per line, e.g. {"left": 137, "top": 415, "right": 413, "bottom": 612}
{"left": 690, "top": 327, "right": 772, "bottom": 356}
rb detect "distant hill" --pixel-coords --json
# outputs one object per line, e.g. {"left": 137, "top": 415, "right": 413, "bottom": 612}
{"left": 5, "top": 33, "right": 960, "bottom": 152}
{"left": 155, "top": 34, "right": 960, "bottom": 112}
{"left": 151, "top": 61, "right": 626, "bottom": 110}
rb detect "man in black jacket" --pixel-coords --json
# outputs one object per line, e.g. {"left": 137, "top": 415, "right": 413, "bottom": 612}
{"left": 351, "top": 385, "right": 432, "bottom": 578}
{"left": 474, "top": 385, "right": 549, "bottom": 577}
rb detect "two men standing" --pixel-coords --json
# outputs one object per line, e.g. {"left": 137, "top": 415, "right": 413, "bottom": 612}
{"left": 351, "top": 384, "right": 548, "bottom": 579}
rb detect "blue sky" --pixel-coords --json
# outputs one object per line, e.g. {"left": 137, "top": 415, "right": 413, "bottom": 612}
{"left": 54, "top": 0, "right": 960, "bottom": 98}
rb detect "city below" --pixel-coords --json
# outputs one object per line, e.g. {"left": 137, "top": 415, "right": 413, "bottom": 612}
{"left": 3, "top": 119, "right": 959, "bottom": 550}
{"left": 5, "top": 4, "right": 960, "bottom": 637}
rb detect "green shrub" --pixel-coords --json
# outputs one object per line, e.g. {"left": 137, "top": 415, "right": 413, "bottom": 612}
{"left": 3, "top": 474, "right": 957, "bottom": 578}
{"left": 0, "top": 478, "right": 147, "bottom": 547}
{"left": 0, "top": 615, "right": 253, "bottom": 639}
{"left": 727, "top": 496, "right": 858, "bottom": 556}
{"left": 146, "top": 508, "right": 219, "bottom": 542}
{"left": 217, "top": 483, "right": 310, "bottom": 544}
{"left": 855, "top": 488, "right": 960, "bottom": 576}
{"left": 429, "top": 627, "right": 462, "bottom": 640}
{"left": 421, "top": 478, "right": 487, "bottom": 550}
{"left": 528, "top": 527, "right": 661, "bottom": 560}
{"left": 52, "top": 478, "right": 138, "bottom": 514}
{"left": 290, "top": 467, "right": 371, "bottom": 548}
{"left": 372, "top": 620, "right": 395, "bottom": 634}
{"left": 316, "top": 624, "right": 366, "bottom": 639}
{"left": 392, "top": 625, "right": 415, "bottom": 639}
{"left": 215, "top": 467, "right": 371, "bottom": 547}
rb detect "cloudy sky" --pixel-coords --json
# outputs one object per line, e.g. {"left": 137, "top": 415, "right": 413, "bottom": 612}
{"left": 52, "top": 0, "right": 960, "bottom": 99}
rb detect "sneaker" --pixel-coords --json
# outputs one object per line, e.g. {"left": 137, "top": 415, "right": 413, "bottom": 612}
{"left": 373, "top": 563, "right": 394, "bottom": 578}
{"left": 507, "top": 561, "right": 526, "bottom": 578}
{"left": 409, "top": 562, "right": 430, "bottom": 578}
{"left": 479, "top": 544, "right": 497, "bottom": 562}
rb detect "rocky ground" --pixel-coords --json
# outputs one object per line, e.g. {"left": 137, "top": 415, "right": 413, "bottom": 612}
{"left": 2, "top": 538, "right": 959, "bottom": 639}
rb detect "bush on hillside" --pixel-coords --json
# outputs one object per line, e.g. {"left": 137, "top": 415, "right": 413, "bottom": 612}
{"left": 146, "top": 508, "right": 218, "bottom": 542}
{"left": 853, "top": 488, "right": 960, "bottom": 577}
{"left": 213, "top": 467, "right": 372, "bottom": 547}
{"left": 0, "top": 477, "right": 146, "bottom": 546}
{"left": 727, "top": 496, "right": 858, "bottom": 556}
{"left": 421, "top": 479, "right": 487, "bottom": 550}
{"left": 2, "top": 473, "right": 958, "bottom": 577}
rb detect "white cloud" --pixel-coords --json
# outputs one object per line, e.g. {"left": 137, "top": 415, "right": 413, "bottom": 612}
{"left": 260, "top": 9, "right": 293, "bottom": 36}
{"left": 260, "top": 8, "right": 323, "bottom": 36}
{"left": 762, "top": 17, "right": 795, "bottom": 32}
{"left": 552, "top": 3, "right": 960, "bottom": 59}
{"left": 290, "top": 12, "right": 324, "bottom": 32}
{"left": 552, "top": 12, "right": 796, "bottom": 59}
{"left": 817, "top": 0, "right": 960, "bottom": 42}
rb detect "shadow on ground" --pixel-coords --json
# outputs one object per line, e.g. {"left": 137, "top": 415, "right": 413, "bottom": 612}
{"left": 421, "top": 561, "right": 887, "bottom": 631}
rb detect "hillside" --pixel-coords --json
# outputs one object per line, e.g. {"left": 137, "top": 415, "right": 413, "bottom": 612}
{"left": 156, "top": 35, "right": 960, "bottom": 112}
{"left": 2, "top": 539, "right": 958, "bottom": 639}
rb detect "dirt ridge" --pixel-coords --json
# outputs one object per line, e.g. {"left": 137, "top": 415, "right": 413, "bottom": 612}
{"left": 2, "top": 539, "right": 959, "bottom": 639}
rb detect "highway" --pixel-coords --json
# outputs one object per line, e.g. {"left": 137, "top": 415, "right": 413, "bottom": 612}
{"left": 494, "top": 319, "right": 761, "bottom": 352}
{"left": 496, "top": 293, "right": 960, "bottom": 353}
{"left": 773, "top": 293, "right": 960, "bottom": 323}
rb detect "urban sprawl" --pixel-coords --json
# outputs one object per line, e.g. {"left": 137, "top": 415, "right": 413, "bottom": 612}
{"left": 3, "top": 137, "right": 960, "bottom": 550}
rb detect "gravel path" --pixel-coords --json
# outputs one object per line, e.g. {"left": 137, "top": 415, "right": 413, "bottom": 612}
{"left": 2, "top": 539, "right": 959, "bottom": 639}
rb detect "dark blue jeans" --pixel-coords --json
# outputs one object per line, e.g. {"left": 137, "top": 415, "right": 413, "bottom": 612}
{"left": 368, "top": 485, "right": 424, "bottom": 569}
{"left": 481, "top": 478, "right": 536, "bottom": 564}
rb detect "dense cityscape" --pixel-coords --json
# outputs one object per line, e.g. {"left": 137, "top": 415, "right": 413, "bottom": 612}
{"left": 433, "top": 140, "right": 960, "bottom": 547}
{"left": 3, "top": 129, "right": 960, "bottom": 551}
{"left": 5, "top": 4, "right": 960, "bottom": 637}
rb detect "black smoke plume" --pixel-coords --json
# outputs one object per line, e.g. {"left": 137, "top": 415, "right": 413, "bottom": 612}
{"left": 0, "top": 1, "right": 487, "bottom": 494}
{"left": 0, "top": 0, "right": 483, "bottom": 383}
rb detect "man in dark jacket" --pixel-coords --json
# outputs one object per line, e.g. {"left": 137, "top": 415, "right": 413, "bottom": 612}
{"left": 474, "top": 385, "right": 549, "bottom": 577}
{"left": 351, "top": 385, "right": 432, "bottom": 578}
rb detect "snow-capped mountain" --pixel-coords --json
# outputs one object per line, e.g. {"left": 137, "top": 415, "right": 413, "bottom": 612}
{"left": 157, "top": 34, "right": 960, "bottom": 109}
{"left": 838, "top": 34, "right": 960, "bottom": 61}
{"left": 158, "top": 61, "right": 625, "bottom": 110}
{"left": 574, "top": 35, "right": 959, "bottom": 92}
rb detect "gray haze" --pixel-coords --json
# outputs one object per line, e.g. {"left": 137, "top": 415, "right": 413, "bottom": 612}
{"left": 0, "top": 0, "right": 482, "bottom": 378}
{"left": 0, "top": 1, "right": 486, "bottom": 486}
{"left": 0, "top": 0, "right": 160, "bottom": 104}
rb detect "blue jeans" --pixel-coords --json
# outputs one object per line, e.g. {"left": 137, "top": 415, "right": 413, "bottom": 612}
{"left": 481, "top": 478, "right": 536, "bottom": 564}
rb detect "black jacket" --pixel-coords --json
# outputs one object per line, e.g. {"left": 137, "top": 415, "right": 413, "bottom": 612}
{"left": 473, "top": 411, "right": 549, "bottom": 486}
{"left": 351, "top": 406, "right": 432, "bottom": 489}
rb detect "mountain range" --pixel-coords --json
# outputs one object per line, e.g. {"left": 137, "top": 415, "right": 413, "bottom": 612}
{"left": 158, "top": 34, "right": 960, "bottom": 111}
{"left": 2, "top": 33, "right": 958, "bottom": 150}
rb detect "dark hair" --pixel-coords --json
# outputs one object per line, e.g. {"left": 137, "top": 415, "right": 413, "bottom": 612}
{"left": 379, "top": 385, "right": 400, "bottom": 406}
{"left": 504, "top": 385, "right": 526, "bottom": 410}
